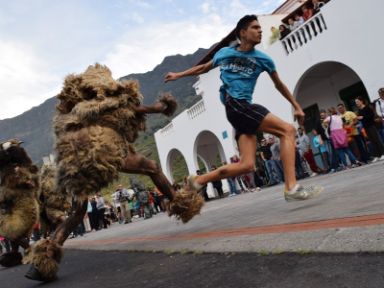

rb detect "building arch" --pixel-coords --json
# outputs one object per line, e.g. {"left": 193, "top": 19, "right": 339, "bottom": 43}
{"left": 192, "top": 130, "right": 229, "bottom": 198}
{"left": 193, "top": 130, "right": 227, "bottom": 170}
{"left": 165, "top": 148, "right": 188, "bottom": 184}
{"left": 294, "top": 61, "right": 369, "bottom": 133}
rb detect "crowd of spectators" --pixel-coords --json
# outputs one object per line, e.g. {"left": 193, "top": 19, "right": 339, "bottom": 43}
{"left": 295, "top": 89, "right": 384, "bottom": 178}
{"left": 0, "top": 182, "right": 168, "bottom": 249}
{"left": 270, "top": 0, "right": 328, "bottom": 45}
{"left": 191, "top": 88, "right": 384, "bottom": 201}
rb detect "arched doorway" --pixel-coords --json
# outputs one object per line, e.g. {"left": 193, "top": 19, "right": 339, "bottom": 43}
{"left": 294, "top": 61, "right": 369, "bottom": 133}
{"left": 193, "top": 130, "right": 227, "bottom": 172}
{"left": 193, "top": 130, "right": 229, "bottom": 198}
{"left": 166, "top": 148, "right": 188, "bottom": 185}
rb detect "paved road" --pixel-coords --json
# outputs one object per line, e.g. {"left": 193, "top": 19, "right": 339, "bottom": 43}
{"left": 66, "top": 161, "right": 384, "bottom": 253}
{"left": 1, "top": 162, "right": 384, "bottom": 287}
{"left": 2, "top": 250, "right": 384, "bottom": 288}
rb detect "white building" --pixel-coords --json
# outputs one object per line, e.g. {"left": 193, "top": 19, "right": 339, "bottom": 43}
{"left": 154, "top": 0, "right": 383, "bottom": 197}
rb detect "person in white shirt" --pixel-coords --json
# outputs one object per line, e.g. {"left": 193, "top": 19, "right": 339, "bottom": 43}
{"left": 112, "top": 185, "right": 132, "bottom": 224}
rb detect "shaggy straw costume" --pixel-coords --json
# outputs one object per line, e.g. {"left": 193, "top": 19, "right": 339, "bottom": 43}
{"left": 39, "top": 164, "right": 71, "bottom": 234}
{"left": 25, "top": 64, "right": 204, "bottom": 281}
{"left": 0, "top": 139, "right": 40, "bottom": 267}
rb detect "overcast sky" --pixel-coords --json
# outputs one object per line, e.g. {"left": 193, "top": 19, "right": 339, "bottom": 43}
{"left": 0, "top": 0, "right": 284, "bottom": 120}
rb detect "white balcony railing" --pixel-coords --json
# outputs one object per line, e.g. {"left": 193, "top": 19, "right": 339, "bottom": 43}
{"left": 160, "top": 122, "right": 174, "bottom": 136}
{"left": 187, "top": 99, "right": 206, "bottom": 119}
{"left": 281, "top": 12, "right": 327, "bottom": 55}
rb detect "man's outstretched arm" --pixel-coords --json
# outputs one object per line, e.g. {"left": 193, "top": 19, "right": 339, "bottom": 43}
{"left": 164, "top": 60, "right": 214, "bottom": 82}
{"left": 269, "top": 71, "right": 305, "bottom": 124}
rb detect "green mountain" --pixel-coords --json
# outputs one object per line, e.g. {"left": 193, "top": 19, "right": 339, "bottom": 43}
{"left": 0, "top": 48, "right": 209, "bottom": 166}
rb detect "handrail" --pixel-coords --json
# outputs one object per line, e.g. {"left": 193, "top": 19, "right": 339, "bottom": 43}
{"left": 159, "top": 100, "right": 206, "bottom": 137}
{"left": 281, "top": 13, "right": 327, "bottom": 55}
{"left": 160, "top": 122, "right": 174, "bottom": 136}
{"left": 187, "top": 99, "right": 206, "bottom": 119}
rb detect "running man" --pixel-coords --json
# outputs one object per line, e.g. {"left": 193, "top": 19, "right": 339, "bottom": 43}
{"left": 164, "top": 15, "right": 323, "bottom": 201}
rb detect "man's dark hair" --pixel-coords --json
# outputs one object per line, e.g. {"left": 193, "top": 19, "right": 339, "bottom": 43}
{"left": 235, "top": 14, "right": 258, "bottom": 39}
{"left": 337, "top": 103, "right": 345, "bottom": 107}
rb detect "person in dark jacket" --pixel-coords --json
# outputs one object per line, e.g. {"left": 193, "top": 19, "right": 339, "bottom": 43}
{"left": 355, "top": 96, "right": 384, "bottom": 162}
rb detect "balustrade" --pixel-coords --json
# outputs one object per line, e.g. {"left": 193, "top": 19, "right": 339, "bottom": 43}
{"left": 281, "top": 13, "right": 327, "bottom": 55}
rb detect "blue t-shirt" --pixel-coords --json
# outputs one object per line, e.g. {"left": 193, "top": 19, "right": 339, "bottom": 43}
{"left": 212, "top": 46, "right": 276, "bottom": 103}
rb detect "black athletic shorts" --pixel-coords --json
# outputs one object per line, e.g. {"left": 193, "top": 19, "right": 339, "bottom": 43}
{"left": 224, "top": 94, "right": 270, "bottom": 141}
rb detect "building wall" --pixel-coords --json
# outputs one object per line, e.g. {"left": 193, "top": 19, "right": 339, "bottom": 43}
{"left": 155, "top": 0, "right": 384, "bottom": 192}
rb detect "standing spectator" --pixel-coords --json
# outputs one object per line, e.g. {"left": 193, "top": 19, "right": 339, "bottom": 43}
{"left": 337, "top": 103, "right": 369, "bottom": 163}
{"left": 294, "top": 14, "right": 305, "bottom": 26}
{"left": 312, "top": 128, "right": 329, "bottom": 171}
{"left": 148, "top": 190, "right": 157, "bottom": 216}
{"left": 132, "top": 195, "right": 141, "bottom": 218}
{"left": 83, "top": 211, "right": 92, "bottom": 232}
{"left": 323, "top": 107, "right": 361, "bottom": 168}
{"left": 297, "top": 127, "right": 322, "bottom": 175}
{"left": 210, "top": 165, "right": 224, "bottom": 198}
{"left": 288, "top": 18, "right": 299, "bottom": 31}
{"left": 260, "top": 138, "right": 282, "bottom": 185}
{"left": 89, "top": 197, "right": 99, "bottom": 230}
{"left": 279, "top": 24, "right": 291, "bottom": 39}
{"left": 269, "top": 26, "right": 280, "bottom": 45}
{"left": 254, "top": 152, "right": 267, "bottom": 186}
{"left": 269, "top": 136, "right": 285, "bottom": 182}
{"left": 136, "top": 185, "right": 152, "bottom": 219}
{"left": 227, "top": 174, "right": 238, "bottom": 196}
{"left": 153, "top": 189, "right": 164, "bottom": 212}
{"left": 374, "top": 87, "right": 384, "bottom": 142}
{"left": 356, "top": 96, "right": 384, "bottom": 162}
{"left": 294, "top": 145, "right": 306, "bottom": 179}
{"left": 113, "top": 184, "right": 132, "bottom": 224}
{"left": 111, "top": 190, "right": 122, "bottom": 224}
{"left": 0, "top": 236, "right": 11, "bottom": 254}
{"left": 279, "top": 24, "right": 293, "bottom": 53}
{"left": 312, "top": 0, "right": 325, "bottom": 13}
{"left": 319, "top": 110, "right": 339, "bottom": 171}
{"left": 96, "top": 193, "right": 107, "bottom": 229}
{"left": 197, "top": 169, "right": 210, "bottom": 200}
{"left": 230, "top": 155, "right": 248, "bottom": 193}
{"left": 302, "top": 5, "right": 314, "bottom": 21}
{"left": 296, "top": 127, "right": 310, "bottom": 156}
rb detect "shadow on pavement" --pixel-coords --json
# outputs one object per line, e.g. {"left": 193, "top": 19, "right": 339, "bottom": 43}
{"left": 1, "top": 249, "right": 384, "bottom": 288}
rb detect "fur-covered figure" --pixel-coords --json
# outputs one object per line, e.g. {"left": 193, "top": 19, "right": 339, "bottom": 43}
{"left": 39, "top": 164, "right": 71, "bottom": 234}
{"left": 23, "top": 239, "right": 63, "bottom": 281}
{"left": 25, "top": 63, "right": 204, "bottom": 282}
{"left": 0, "top": 139, "right": 40, "bottom": 267}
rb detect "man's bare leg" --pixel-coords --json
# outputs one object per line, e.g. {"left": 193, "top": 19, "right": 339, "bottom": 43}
{"left": 120, "top": 153, "right": 175, "bottom": 201}
{"left": 194, "top": 135, "right": 257, "bottom": 185}
{"left": 258, "top": 113, "right": 297, "bottom": 191}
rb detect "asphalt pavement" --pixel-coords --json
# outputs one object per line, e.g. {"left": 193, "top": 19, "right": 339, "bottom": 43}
{"left": 1, "top": 161, "right": 384, "bottom": 287}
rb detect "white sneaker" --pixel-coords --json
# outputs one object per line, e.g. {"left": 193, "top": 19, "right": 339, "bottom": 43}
{"left": 284, "top": 184, "right": 323, "bottom": 202}
{"left": 380, "top": 155, "right": 384, "bottom": 161}
{"left": 371, "top": 157, "right": 379, "bottom": 163}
